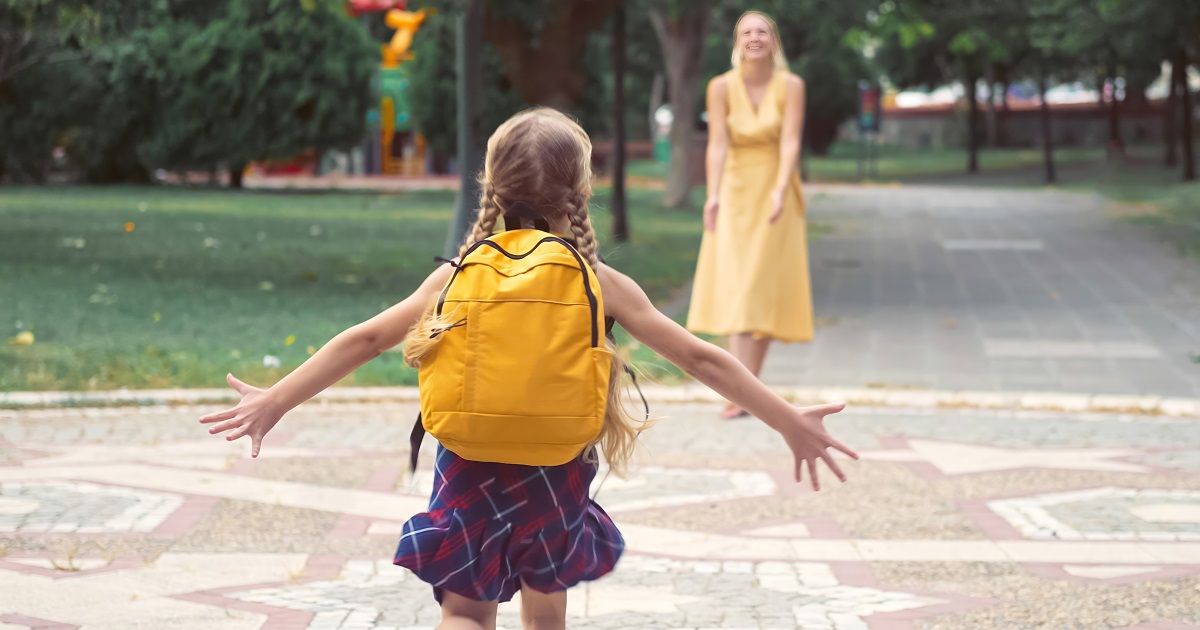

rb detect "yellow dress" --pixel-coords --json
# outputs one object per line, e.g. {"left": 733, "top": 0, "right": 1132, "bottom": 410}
{"left": 686, "top": 68, "right": 813, "bottom": 342}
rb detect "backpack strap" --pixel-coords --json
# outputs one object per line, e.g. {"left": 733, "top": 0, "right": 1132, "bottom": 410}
{"left": 409, "top": 414, "right": 425, "bottom": 473}
{"left": 408, "top": 253, "right": 650, "bottom": 475}
{"left": 503, "top": 201, "right": 550, "bottom": 232}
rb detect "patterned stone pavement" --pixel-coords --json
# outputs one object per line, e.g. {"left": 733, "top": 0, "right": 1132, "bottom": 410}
{"left": 1, "top": 400, "right": 1198, "bottom": 629}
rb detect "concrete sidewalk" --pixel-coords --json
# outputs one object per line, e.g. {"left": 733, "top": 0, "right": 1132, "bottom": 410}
{"left": 761, "top": 185, "right": 1200, "bottom": 398}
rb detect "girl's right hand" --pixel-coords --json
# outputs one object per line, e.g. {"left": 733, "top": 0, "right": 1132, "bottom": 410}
{"left": 703, "top": 197, "right": 719, "bottom": 232}
{"left": 777, "top": 402, "right": 858, "bottom": 491}
{"left": 198, "top": 373, "right": 285, "bottom": 458}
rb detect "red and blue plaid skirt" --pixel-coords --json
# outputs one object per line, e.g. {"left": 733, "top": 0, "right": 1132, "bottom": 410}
{"left": 393, "top": 445, "right": 624, "bottom": 603}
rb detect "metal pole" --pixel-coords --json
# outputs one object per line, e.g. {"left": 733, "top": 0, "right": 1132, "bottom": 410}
{"left": 444, "top": 0, "right": 485, "bottom": 258}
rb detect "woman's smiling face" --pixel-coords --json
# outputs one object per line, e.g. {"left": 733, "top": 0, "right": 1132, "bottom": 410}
{"left": 736, "top": 14, "right": 774, "bottom": 63}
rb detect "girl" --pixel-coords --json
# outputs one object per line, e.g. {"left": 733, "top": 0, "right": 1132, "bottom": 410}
{"left": 200, "top": 108, "right": 857, "bottom": 630}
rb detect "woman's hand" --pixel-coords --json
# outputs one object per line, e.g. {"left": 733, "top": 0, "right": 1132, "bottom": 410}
{"left": 703, "top": 197, "right": 720, "bottom": 232}
{"left": 198, "top": 374, "right": 285, "bottom": 458}
{"left": 768, "top": 187, "right": 785, "bottom": 224}
{"left": 777, "top": 402, "right": 858, "bottom": 491}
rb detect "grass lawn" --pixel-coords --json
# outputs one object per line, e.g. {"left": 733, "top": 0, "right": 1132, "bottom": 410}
{"left": 1, "top": 186, "right": 701, "bottom": 391}
{"left": 805, "top": 142, "right": 1107, "bottom": 182}
{"left": 626, "top": 142, "right": 1109, "bottom": 183}
{"left": 1061, "top": 161, "right": 1200, "bottom": 261}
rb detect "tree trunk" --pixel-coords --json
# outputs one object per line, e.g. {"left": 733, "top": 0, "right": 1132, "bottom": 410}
{"left": 649, "top": 8, "right": 708, "bottom": 208}
{"left": 445, "top": 0, "right": 485, "bottom": 257}
{"left": 228, "top": 164, "right": 245, "bottom": 189}
{"left": 649, "top": 73, "right": 665, "bottom": 134}
{"left": 1106, "top": 63, "right": 1124, "bottom": 158}
{"left": 1166, "top": 59, "right": 1180, "bottom": 167}
{"left": 1039, "top": 72, "right": 1056, "bottom": 184}
{"left": 485, "top": 0, "right": 622, "bottom": 110}
{"left": 983, "top": 62, "right": 998, "bottom": 148}
{"left": 965, "top": 66, "right": 980, "bottom": 174}
{"left": 1179, "top": 47, "right": 1196, "bottom": 182}
{"left": 610, "top": 1, "right": 629, "bottom": 242}
{"left": 998, "top": 80, "right": 1009, "bottom": 147}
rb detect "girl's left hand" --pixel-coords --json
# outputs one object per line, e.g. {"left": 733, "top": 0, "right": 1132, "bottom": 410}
{"left": 777, "top": 402, "right": 858, "bottom": 491}
{"left": 768, "top": 187, "right": 785, "bottom": 224}
{"left": 198, "top": 373, "right": 284, "bottom": 458}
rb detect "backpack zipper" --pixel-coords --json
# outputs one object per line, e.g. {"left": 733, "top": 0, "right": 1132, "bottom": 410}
{"left": 437, "top": 236, "right": 600, "bottom": 348}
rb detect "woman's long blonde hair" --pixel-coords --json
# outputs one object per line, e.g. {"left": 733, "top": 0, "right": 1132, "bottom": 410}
{"left": 403, "top": 107, "right": 648, "bottom": 477}
{"left": 730, "top": 10, "right": 788, "bottom": 70}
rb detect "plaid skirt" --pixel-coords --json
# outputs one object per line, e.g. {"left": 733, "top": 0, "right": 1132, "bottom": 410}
{"left": 393, "top": 445, "right": 624, "bottom": 603}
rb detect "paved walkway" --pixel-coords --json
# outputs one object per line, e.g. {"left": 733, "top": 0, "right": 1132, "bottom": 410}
{"left": 761, "top": 185, "right": 1200, "bottom": 397}
{"left": 1, "top": 400, "right": 1198, "bottom": 629}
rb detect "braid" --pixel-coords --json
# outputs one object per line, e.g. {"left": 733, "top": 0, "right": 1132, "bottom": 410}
{"left": 565, "top": 195, "right": 599, "bottom": 269}
{"left": 458, "top": 183, "right": 503, "bottom": 259}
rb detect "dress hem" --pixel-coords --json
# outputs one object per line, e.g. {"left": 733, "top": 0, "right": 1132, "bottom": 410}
{"left": 686, "top": 326, "right": 813, "bottom": 344}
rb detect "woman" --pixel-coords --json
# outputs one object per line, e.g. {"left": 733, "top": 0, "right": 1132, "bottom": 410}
{"left": 686, "top": 10, "right": 813, "bottom": 420}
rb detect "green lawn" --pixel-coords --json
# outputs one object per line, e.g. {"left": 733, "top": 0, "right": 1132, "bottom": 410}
{"left": 626, "top": 142, "right": 1109, "bottom": 184}
{"left": 1067, "top": 164, "right": 1200, "bottom": 261}
{"left": 1, "top": 186, "right": 700, "bottom": 391}
{"left": 805, "top": 142, "right": 1107, "bottom": 182}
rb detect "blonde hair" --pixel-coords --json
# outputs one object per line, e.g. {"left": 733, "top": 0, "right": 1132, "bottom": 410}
{"left": 403, "top": 107, "right": 648, "bottom": 477}
{"left": 730, "top": 10, "right": 788, "bottom": 70}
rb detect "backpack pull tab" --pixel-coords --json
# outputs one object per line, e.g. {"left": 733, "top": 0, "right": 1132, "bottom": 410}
{"left": 503, "top": 201, "right": 551, "bottom": 232}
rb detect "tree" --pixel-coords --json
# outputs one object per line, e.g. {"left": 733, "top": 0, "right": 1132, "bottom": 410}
{"left": 420, "top": 0, "right": 623, "bottom": 111}
{"left": 1046, "top": 0, "right": 1199, "bottom": 180}
{"left": 1165, "top": 58, "right": 1180, "bottom": 167}
{"left": 877, "top": 0, "right": 1049, "bottom": 175}
{"left": 610, "top": 0, "right": 630, "bottom": 242}
{"left": 137, "top": 0, "right": 378, "bottom": 187}
{"left": 0, "top": 1, "right": 95, "bottom": 180}
{"left": 0, "top": 0, "right": 93, "bottom": 85}
{"left": 646, "top": 0, "right": 715, "bottom": 208}
{"left": 867, "top": 1, "right": 986, "bottom": 172}
{"left": 485, "top": 0, "right": 623, "bottom": 109}
{"left": 408, "top": 10, "right": 530, "bottom": 169}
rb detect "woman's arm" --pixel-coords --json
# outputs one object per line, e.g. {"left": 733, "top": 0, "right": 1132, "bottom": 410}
{"left": 601, "top": 265, "right": 856, "bottom": 489}
{"left": 704, "top": 77, "right": 730, "bottom": 232}
{"left": 200, "top": 263, "right": 454, "bottom": 456}
{"left": 769, "top": 75, "right": 806, "bottom": 223}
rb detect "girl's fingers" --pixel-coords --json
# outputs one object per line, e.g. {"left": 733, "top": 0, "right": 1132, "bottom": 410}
{"left": 794, "top": 456, "right": 803, "bottom": 483}
{"left": 251, "top": 435, "right": 263, "bottom": 458}
{"left": 199, "top": 408, "right": 237, "bottom": 424}
{"left": 813, "top": 402, "right": 846, "bottom": 417}
{"left": 824, "top": 435, "right": 859, "bottom": 460}
{"left": 226, "top": 373, "right": 257, "bottom": 395}
{"left": 806, "top": 458, "right": 819, "bottom": 492}
{"left": 821, "top": 450, "right": 847, "bottom": 483}
{"left": 225, "top": 425, "right": 251, "bottom": 441}
{"left": 207, "top": 417, "right": 243, "bottom": 435}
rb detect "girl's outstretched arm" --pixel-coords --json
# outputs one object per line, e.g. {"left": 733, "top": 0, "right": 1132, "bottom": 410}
{"left": 600, "top": 265, "right": 858, "bottom": 490}
{"left": 200, "top": 263, "right": 454, "bottom": 457}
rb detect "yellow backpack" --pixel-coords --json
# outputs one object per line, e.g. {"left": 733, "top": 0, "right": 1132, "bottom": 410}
{"left": 409, "top": 215, "right": 612, "bottom": 467}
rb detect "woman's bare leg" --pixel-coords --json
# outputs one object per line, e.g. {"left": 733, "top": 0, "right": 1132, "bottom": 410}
{"left": 722, "top": 332, "right": 772, "bottom": 418}
{"left": 519, "top": 583, "right": 567, "bottom": 630}
{"left": 438, "top": 591, "right": 498, "bottom": 630}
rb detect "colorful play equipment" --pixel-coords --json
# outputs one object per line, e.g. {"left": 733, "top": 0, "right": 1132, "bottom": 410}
{"left": 251, "top": 2, "right": 430, "bottom": 179}
{"left": 349, "top": 0, "right": 430, "bottom": 176}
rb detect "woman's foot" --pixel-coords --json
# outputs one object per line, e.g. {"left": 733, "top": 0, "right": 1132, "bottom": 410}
{"left": 721, "top": 402, "right": 749, "bottom": 419}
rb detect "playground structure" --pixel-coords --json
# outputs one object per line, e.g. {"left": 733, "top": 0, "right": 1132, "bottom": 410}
{"left": 353, "top": 0, "right": 429, "bottom": 177}
{"left": 253, "top": 2, "right": 429, "bottom": 178}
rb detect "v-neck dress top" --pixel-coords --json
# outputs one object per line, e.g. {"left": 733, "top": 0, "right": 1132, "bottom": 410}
{"left": 687, "top": 67, "right": 814, "bottom": 342}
